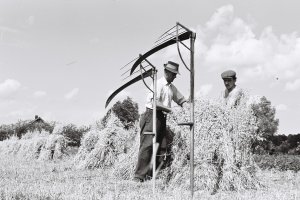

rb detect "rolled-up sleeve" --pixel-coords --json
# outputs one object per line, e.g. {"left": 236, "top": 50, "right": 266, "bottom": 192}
{"left": 171, "top": 85, "right": 186, "bottom": 106}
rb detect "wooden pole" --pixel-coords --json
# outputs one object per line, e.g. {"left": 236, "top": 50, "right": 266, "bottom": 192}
{"left": 152, "top": 68, "right": 157, "bottom": 197}
{"left": 190, "top": 32, "right": 196, "bottom": 199}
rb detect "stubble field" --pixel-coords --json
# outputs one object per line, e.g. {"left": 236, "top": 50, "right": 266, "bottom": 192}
{"left": 0, "top": 150, "right": 299, "bottom": 200}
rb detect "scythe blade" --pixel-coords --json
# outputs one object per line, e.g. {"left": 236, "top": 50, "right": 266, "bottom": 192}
{"left": 130, "top": 31, "right": 192, "bottom": 75}
{"left": 105, "top": 68, "right": 152, "bottom": 108}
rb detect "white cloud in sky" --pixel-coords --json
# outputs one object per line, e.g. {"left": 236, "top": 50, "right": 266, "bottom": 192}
{"left": 0, "top": 79, "right": 21, "bottom": 98}
{"left": 33, "top": 90, "right": 47, "bottom": 98}
{"left": 276, "top": 104, "right": 288, "bottom": 111}
{"left": 285, "top": 79, "right": 300, "bottom": 91}
{"left": 89, "top": 37, "right": 100, "bottom": 44}
{"left": 196, "top": 84, "right": 213, "bottom": 97}
{"left": 26, "top": 16, "right": 35, "bottom": 26}
{"left": 191, "top": 5, "right": 300, "bottom": 85}
{"left": 64, "top": 88, "right": 79, "bottom": 100}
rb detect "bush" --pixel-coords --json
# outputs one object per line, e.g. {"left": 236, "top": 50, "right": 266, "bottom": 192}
{"left": 0, "top": 125, "right": 14, "bottom": 141}
{"left": 102, "top": 97, "right": 139, "bottom": 129}
{"left": 57, "top": 124, "right": 90, "bottom": 147}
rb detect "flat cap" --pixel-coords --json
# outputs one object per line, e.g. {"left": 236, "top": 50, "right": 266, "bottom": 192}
{"left": 221, "top": 70, "right": 236, "bottom": 79}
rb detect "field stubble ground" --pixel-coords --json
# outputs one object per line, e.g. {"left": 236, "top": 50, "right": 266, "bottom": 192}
{"left": 0, "top": 150, "right": 299, "bottom": 200}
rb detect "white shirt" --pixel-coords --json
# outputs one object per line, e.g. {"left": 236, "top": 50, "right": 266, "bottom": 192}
{"left": 222, "top": 86, "right": 244, "bottom": 107}
{"left": 145, "top": 77, "right": 186, "bottom": 109}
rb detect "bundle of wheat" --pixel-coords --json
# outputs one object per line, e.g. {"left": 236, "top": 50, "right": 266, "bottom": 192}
{"left": 51, "top": 122, "right": 65, "bottom": 134}
{"left": 112, "top": 131, "right": 140, "bottom": 179}
{"left": 21, "top": 131, "right": 50, "bottom": 139}
{"left": 163, "top": 94, "right": 262, "bottom": 191}
{"left": 19, "top": 138, "right": 47, "bottom": 160}
{"left": 38, "top": 134, "right": 67, "bottom": 160}
{"left": 0, "top": 131, "right": 67, "bottom": 161}
{"left": 0, "top": 132, "right": 47, "bottom": 159}
{"left": 0, "top": 136, "right": 22, "bottom": 156}
{"left": 73, "top": 112, "right": 137, "bottom": 170}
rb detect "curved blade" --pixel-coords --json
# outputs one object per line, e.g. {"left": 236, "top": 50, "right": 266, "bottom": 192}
{"left": 105, "top": 69, "right": 152, "bottom": 108}
{"left": 130, "top": 31, "right": 192, "bottom": 75}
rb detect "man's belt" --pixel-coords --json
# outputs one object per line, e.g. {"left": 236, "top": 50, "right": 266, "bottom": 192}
{"left": 146, "top": 108, "right": 168, "bottom": 117}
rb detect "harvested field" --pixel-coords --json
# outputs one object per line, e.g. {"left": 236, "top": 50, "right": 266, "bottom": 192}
{"left": 0, "top": 154, "right": 299, "bottom": 200}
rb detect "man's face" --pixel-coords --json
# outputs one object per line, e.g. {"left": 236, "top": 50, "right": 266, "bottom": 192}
{"left": 165, "top": 70, "right": 177, "bottom": 83}
{"left": 223, "top": 78, "right": 236, "bottom": 91}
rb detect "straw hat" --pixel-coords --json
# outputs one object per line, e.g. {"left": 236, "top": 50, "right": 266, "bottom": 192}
{"left": 164, "top": 61, "right": 180, "bottom": 74}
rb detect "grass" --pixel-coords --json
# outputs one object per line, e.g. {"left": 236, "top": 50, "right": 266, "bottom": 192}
{"left": 0, "top": 150, "right": 300, "bottom": 200}
{"left": 254, "top": 154, "right": 300, "bottom": 172}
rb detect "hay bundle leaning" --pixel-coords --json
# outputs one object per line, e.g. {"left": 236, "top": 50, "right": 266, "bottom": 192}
{"left": 38, "top": 134, "right": 67, "bottom": 160}
{"left": 164, "top": 94, "right": 262, "bottom": 191}
{"left": 73, "top": 112, "right": 137, "bottom": 170}
{"left": 0, "top": 131, "right": 67, "bottom": 160}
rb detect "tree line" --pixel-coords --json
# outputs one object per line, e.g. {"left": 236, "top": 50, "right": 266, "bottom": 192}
{"left": 1, "top": 96, "right": 299, "bottom": 155}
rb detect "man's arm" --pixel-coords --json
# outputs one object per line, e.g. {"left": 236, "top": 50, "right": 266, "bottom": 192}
{"left": 172, "top": 85, "right": 187, "bottom": 107}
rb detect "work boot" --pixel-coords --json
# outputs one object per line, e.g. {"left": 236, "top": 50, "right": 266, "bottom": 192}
{"left": 132, "top": 177, "right": 144, "bottom": 183}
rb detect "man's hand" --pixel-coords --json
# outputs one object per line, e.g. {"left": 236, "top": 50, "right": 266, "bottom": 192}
{"left": 181, "top": 102, "right": 189, "bottom": 109}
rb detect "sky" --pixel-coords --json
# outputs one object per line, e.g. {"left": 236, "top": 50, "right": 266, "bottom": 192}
{"left": 0, "top": 0, "right": 299, "bottom": 134}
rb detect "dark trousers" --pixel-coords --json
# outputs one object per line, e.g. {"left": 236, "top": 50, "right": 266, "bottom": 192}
{"left": 134, "top": 109, "right": 167, "bottom": 180}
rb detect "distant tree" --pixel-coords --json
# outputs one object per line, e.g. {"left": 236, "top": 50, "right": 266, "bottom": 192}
{"left": 269, "top": 134, "right": 288, "bottom": 146}
{"left": 102, "top": 97, "right": 139, "bottom": 129}
{"left": 277, "top": 141, "right": 290, "bottom": 154}
{"left": 0, "top": 116, "right": 56, "bottom": 141}
{"left": 251, "top": 96, "right": 279, "bottom": 139}
{"left": 250, "top": 96, "right": 279, "bottom": 153}
{"left": 0, "top": 124, "right": 14, "bottom": 141}
{"left": 287, "top": 134, "right": 300, "bottom": 149}
{"left": 60, "top": 124, "right": 90, "bottom": 147}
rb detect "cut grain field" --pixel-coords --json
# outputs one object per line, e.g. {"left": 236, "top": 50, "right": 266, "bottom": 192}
{"left": 0, "top": 152, "right": 299, "bottom": 200}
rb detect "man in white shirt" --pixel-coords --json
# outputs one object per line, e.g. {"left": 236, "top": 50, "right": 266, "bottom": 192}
{"left": 221, "top": 70, "right": 243, "bottom": 108}
{"left": 133, "top": 61, "right": 187, "bottom": 182}
{"left": 212, "top": 69, "right": 243, "bottom": 194}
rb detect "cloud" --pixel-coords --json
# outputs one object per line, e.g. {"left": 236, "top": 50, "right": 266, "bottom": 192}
{"left": 89, "top": 37, "right": 100, "bottom": 44}
{"left": 64, "top": 88, "right": 79, "bottom": 100}
{"left": 0, "top": 79, "right": 21, "bottom": 98}
{"left": 33, "top": 90, "right": 47, "bottom": 98}
{"left": 186, "top": 5, "right": 300, "bottom": 86}
{"left": 276, "top": 104, "right": 288, "bottom": 111}
{"left": 196, "top": 84, "right": 213, "bottom": 97}
{"left": 26, "top": 16, "right": 35, "bottom": 26}
{"left": 285, "top": 79, "right": 300, "bottom": 91}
